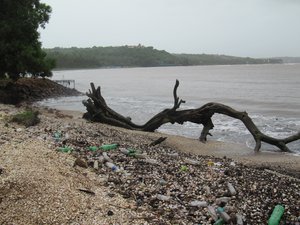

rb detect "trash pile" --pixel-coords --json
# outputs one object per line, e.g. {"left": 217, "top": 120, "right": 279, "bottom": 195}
{"left": 40, "top": 117, "right": 300, "bottom": 225}
{"left": 1, "top": 105, "right": 298, "bottom": 225}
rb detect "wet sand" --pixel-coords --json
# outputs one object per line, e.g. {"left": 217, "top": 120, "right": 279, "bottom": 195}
{"left": 62, "top": 108, "right": 300, "bottom": 176}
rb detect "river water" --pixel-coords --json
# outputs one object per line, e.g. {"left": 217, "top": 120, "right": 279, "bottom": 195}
{"left": 39, "top": 64, "right": 300, "bottom": 153}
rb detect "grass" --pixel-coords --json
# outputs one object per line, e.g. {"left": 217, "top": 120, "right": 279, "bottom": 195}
{"left": 11, "top": 109, "right": 40, "bottom": 127}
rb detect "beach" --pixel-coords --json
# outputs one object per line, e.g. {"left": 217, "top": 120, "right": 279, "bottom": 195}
{"left": 0, "top": 103, "right": 299, "bottom": 224}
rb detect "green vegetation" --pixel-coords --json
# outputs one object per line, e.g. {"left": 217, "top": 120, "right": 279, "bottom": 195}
{"left": 45, "top": 45, "right": 283, "bottom": 70}
{"left": 0, "top": 0, "right": 55, "bottom": 80}
{"left": 11, "top": 109, "right": 40, "bottom": 127}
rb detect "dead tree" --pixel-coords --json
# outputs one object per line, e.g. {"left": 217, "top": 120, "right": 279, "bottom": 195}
{"left": 82, "top": 80, "right": 300, "bottom": 152}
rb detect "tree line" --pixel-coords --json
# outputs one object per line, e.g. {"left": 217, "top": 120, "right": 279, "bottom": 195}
{"left": 45, "top": 46, "right": 283, "bottom": 70}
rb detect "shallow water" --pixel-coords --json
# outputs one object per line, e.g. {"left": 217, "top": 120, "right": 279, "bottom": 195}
{"left": 39, "top": 64, "right": 300, "bottom": 153}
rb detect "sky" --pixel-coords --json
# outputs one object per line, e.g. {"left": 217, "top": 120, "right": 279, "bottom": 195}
{"left": 40, "top": 0, "right": 300, "bottom": 58}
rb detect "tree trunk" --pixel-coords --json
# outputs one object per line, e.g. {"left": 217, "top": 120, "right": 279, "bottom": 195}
{"left": 82, "top": 80, "right": 300, "bottom": 152}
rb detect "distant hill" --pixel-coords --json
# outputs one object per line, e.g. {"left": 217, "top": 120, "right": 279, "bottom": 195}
{"left": 44, "top": 45, "right": 283, "bottom": 69}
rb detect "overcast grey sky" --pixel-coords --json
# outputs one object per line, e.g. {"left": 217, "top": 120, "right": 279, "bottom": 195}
{"left": 40, "top": 0, "right": 300, "bottom": 57}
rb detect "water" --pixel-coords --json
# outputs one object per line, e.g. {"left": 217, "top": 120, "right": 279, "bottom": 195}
{"left": 39, "top": 64, "right": 300, "bottom": 153}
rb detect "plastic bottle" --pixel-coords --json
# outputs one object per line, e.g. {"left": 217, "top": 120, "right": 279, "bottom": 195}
{"left": 105, "top": 162, "right": 119, "bottom": 172}
{"left": 216, "top": 207, "right": 231, "bottom": 223}
{"left": 119, "top": 147, "right": 130, "bottom": 155}
{"left": 189, "top": 200, "right": 207, "bottom": 207}
{"left": 184, "top": 158, "right": 200, "bottom": 165}
{"left": 268, "top": 205, "right": 285, "bottom": 225}
{"left": 219, "top": 211, "right": 231, "bottom": 222}
{"left": 216, "top": 197, "right": 231, "bottom": 205}
{"left": 102, "top": 152, "right": 113, "bottom": 162}
{"left": 156, "top": 194, "right": 171, "bottom": 201}
{"left": 207, "top": 206, "right": 218, "bottom": 221}
{"left": 93, "top": 160, "right": 99, "bottom": 170}
{"left": 214, "top": 219, "right": 224, "bottom": 225}
{"left": 53, "top": 131, "right": 62, "bottom": 142}
{"left": 236, "top": 214, "right": 244, "bottom": 225}
{"left": 227, "top": 182, "right": 237, "bottom": 196}
{"left": 88, "top": 146, "right": 98, "bottom": 151}
{"left": 100, "top": 144, "right": 119, "bottom": 151}
{"left": 58, "top": 146, "right": 72, "bottom": 153}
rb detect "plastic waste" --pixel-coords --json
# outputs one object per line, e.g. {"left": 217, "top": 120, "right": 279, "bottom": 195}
{"left": 53, "top": 131, "right": 62, "bottom": 142}
{"left": 236, "top": 213, "right": 244, "bottom": 225}
{"left": 134, "top": 153, "right": 147, "bottom": 159}
{"left": 216, "top": 197, "right": 231, "bottom": 205}
{"left": 184, "top": 158, "right": 200, "bottom": 165}
{"left": 166, "top": 152, "right": 179, "bottom": 158}
{"left": 227, "top": 182, "right": 237, "bottom": 195}
{"left": 207, "top": 161, "right": 214, "bottom": 166}
{"left": 207, "top": 205, "right": 218, "bottom": 221}
{"left": 180, "top": 165, "right": 188, "bottom": 172}
{"left": 58, "top": 146, "right": 72, "bottom": 153}
{"left": 93, "top": 160, "right": 99, "bottom": 170}
{"left": 216, "top": 207, "right": 231, "bottom": 222}
{"left": 189, "top": 200, "right": 207, "bottom": 207}
{"left": 219, "top": 211, "right": 231, "bottom": 222}
{"left": 105, "top": 162, "right": 119, "bottom": 172}
{"left": 204, "top": 185, "right": 211, "bottom": 195}
{"left": 119, "top": 147, "right": 130, "bottom": 155}
{"left": 214, "top": 218, "right": 224, "bottom": 225}
{"left": 230, "top": 161, "right": 236, "bottom": 166}
{"left": 88, "top": 146, "right": 98, "bottom": 151}
{"left": 156, "top": 194, "right": 171, "bottom": 201}
{"left": 102, "top": 152, "right": 113, "bottom": 162}
{"left": 100, "top": 144, "right": 119, "bottom": 151}
{"left": 144, "top": 158, "right": 159, "bottom": 165}
{"left": 268, "top": 204, "right": 285, "bottom": 225}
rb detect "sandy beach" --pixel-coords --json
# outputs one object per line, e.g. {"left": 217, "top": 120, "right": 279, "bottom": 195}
{"left": 0, "top": 104, "right": 299, "bottom": 224}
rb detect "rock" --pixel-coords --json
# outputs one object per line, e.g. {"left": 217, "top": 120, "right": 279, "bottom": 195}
{"left": 74, "top": 158, "right": 88, "bottom": 168}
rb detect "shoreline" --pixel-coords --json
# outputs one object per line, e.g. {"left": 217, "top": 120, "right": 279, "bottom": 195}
{"left": 60, "top": 108, "right": 300, "bottom": 176}
{"left": 1, "top": 103, "right": 299, "bottom": 224}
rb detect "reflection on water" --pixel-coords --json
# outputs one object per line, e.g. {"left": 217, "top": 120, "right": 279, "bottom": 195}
{"left": 40, "top": 64, "right": 300, "bottom": 152}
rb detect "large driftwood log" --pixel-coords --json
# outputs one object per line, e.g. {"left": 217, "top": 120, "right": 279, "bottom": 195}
{"left": 82, "top": 80, "right": 300, "bottom": 152}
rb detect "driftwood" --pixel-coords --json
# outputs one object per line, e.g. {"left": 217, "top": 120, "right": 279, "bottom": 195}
{"left": 82, "top": 80, "right": 300, "bottom": 152}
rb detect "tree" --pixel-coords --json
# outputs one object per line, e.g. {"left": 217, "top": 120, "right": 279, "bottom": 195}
{"left": 0, "top": 0, "right": 55, "bottom": 80}
{"left": 83, "top": 80, "right": 300, "bottom": 152}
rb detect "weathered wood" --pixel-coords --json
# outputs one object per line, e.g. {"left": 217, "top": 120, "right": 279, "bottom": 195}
{"left": 82, "top": 80, "right": 300, "bottom": 152}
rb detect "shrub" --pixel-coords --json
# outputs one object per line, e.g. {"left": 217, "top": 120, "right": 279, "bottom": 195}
{"left": 11, "top": 110, "right": 40, "bottom": 127}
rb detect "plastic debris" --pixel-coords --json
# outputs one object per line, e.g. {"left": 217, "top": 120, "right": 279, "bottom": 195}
{"left": 227, "top": 182, "right": 237, "bottom": 195}
{"left": 207, "top": 205, "right": 218, "bottom": 221}
{"left": 216, "top": 197, "right": 231, "bottom": 205}
{"left": 184, "top": 158, "right": 201, "bottom": 165}
{"left": 100, "top": 144, "right": 119, "bottom": 151}
{"left": 57, "top": 146, "right": 72, "bottom": 153}
{"left": 236, "top": 213, "right": 244, "bottom": 225}
{"left": 93, "top": 160, "right": 99, "bottom": 170}
{"left": 204, "top": 185, "right": 211, "bottom": 195}
{"left": 214, "top": 218, "right": 224, "bottom": 225}
{"left": 180, "top": 165, "right": 188, "bottom": 172}
{"left": 207, "top": 161, "right": 214, "bottom": 166}
{"left": 88, "top": 146, "right": 98, "bottom": 151}
{"left": 268, "top": 204, "right": 285, "bottom": 225}
{"left": 156, "top": 194, "right": 171, "bottom": 201}
{"left": 189, "top": 200, "right": 207, "bottom": 207}
{"left": 103, "top": 152, "right": 113, "bottom": 162}
{"left": 144, "top": 158, "right": 159, "bottom": 165}
{"left": 105, "top": 162, "right": 119, "bottom": 172}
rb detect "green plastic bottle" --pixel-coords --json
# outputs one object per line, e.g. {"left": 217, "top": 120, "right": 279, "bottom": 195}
{"left": 214, "top": 218, "right": 224, "bottom": 225}
{"left": 268, "top": 205, "right": 284, "bottom": 225}
{"left": 88, "top": 146, "right": 98, "bottom": 151}
{"left": 58, "top": 146, "right": 72, "bottom": 153}
{"left": 100, "top": 143, "right": 119, "bottom": 151}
